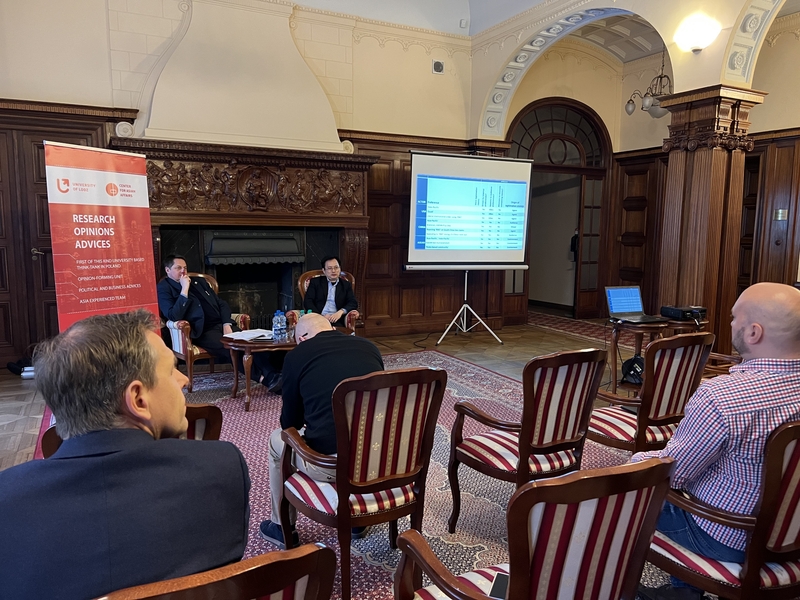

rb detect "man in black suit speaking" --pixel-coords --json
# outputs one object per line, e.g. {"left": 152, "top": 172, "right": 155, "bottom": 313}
{"left": 157, "top": 254, "right": 280, "bottom": 390}
{"left": 303, "top": 255, "right": 358, "bottom": 327}
{"left": 0, "top": 310, "right": 250, "bottom": 600}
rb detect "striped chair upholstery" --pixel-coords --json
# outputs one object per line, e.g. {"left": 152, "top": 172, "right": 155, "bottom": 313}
{"left": 395, "top": 459, "right": 676, "bottom": 600}
{"left": 96, "top": 543, "right": 336, "bottom": 600}
{"left": 648, "top": 420, "right": 800, "bottom": 599}
{"left": 161, "top": 273, "right": 251, "bottom": 393}
{"left": 588, "top": 332, "right": 714, "bottom": 453}
{"left": 279, "top": 367, "right": 447, "bottom": 600}
{"left": 447, "top": 349, "right": 607, "bottom": 533}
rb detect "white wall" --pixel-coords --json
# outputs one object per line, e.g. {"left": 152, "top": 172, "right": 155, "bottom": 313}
{"left": 528, "top": 173, "right": 581, "bottom": 306}
{"left": 0, "top": 0, "right": 113, "bottom": 106}
{"left": 750, "top": 13, "right": 800, "bottom": 133}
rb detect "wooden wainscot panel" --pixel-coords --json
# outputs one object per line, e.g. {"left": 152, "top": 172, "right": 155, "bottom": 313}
{"left": 0, "top": 302, "right": 11, "bottom": 347}
{"left": 370, "top": 205, "right": 392, "bottom": 235}
{"left": 364, "top": 286, "right": 392, "bottom": 320}
{"left": 431, "top": 284, "right": 455, "bottom": 315}
{"left": 367, "top": 246, "right": 392, "bottom": 278}
{"left": 400, "top": 286, "right": 425, "bottom": 317}
{"left": 0, "top": 248, "right": 8, "bottom": 292}
{"left": 368, "top": 160, "right": 393, "bottom": 193}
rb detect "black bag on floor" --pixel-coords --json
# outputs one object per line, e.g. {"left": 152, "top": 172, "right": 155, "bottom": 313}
{"left": 621, "top": 355, "right": 644, "bottom": 385}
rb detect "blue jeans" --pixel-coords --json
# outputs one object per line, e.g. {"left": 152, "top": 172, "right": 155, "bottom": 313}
{"left": 656, "top": 501, "right": 746, "bottom": 588}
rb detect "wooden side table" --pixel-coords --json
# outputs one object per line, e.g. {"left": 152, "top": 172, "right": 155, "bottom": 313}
{"left": 223, "top": 336, "right": 296, "bottom": 411}
{"left": 609, "top": 320, "right": 669, "bottom": 393}
{"left": 667, "top": 319, "right": 709, "bottom": 336}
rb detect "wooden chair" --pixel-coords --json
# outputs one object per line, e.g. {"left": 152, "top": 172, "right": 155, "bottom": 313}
{"left": 94, "top": 542, "right": 336, "bottom": 599}
{"left": 648, "top": 420, "right": 800, "bottom": 599}
{"left": 41, "top": 404, "right": 223, "bottom": 458}
{"left": 703, "top": 351, "right": 743, "bottom": 379}
{"left": 587, "top": 332, "right": 714, "bottom": 453}
{"left": 279, "top": 367, "right": 447, "bottom": 600}
{"left": 447, "top": 348, "right": 607, "bottom": 533}
{"left": 164, "top": 273, "right": 250, "bottom": 392}
{"left": 290, "top": 269, "right": 359, "bottom": 334}
{"left": 395, "top": 458, "right": 676, "bottom": 600}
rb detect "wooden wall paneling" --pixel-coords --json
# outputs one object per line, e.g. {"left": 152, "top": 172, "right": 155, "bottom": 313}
{"left": 738, "top": 154, "right": 762, "bottom": 293}
{"left": 0, "top": 132, "right": 24, "bottom": 363}
{"left": 400, "top": 286, "right": 425, "bottom": 317}
{"left": 787, "top": 139, "right": 800, "bottom": 285}
{"left": 758, "top": 141, "right": 794, "bottom": 282}
{"left": 656, "top": 149, "right": 687, "bottom": 310}
{"left": 715, "top": 149, "right": 747, "bottom": 354}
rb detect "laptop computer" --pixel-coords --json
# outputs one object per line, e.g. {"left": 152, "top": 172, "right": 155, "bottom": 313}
{"left": 605, "top": 286, "right": 669, "bottom": 324}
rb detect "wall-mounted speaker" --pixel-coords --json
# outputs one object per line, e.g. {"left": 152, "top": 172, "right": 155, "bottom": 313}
{"left": 432, "top": 60, "right": 445, "bottom": 74}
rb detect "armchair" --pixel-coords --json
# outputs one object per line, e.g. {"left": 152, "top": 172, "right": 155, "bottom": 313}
{"left": 395, "top": 458, "right": 676, "bottom": 600}
{"left": 164, "top": 273, "right": 250, "bottom": 392}
{"left": 648, "top": 420, "right": 800, "bottom": 599}
{"left": 447, "top": 348, "right": 607, "bottom": 533}
{"left": 587, "top": 332, "right": 714, "bottom": 453}
{"left": 290, "top": 269, "right": 359, "bottom": 334}
{"left": 279, "top": 367, "right": 447, "bottom": 600}
{"left": 95, "top": 542, "right": 336, "bottom": 600}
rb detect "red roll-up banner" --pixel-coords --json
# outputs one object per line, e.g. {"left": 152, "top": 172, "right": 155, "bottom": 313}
{"left": 44, "top": 141, "right": 158, "bottom": 332}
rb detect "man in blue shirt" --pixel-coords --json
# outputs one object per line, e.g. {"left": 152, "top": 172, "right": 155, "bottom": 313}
{"left": 303, "top": 255, "right": 358, "bottom": 327}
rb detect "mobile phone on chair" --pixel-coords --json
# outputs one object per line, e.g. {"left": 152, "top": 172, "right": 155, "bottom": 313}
{"left": 488, "top": 572, "right": 509, "bottom": 599}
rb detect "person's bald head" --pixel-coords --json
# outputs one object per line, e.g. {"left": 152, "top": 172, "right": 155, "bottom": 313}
{"left": 731, "top": 283, "right": 800, "bottom": 359}
{"left": 295, "top": 312, "right": 334, "bottom": 343}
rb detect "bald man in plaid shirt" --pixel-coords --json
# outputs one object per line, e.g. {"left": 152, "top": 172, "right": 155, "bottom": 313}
{"left": 636, "top": 282, "right": 800, "bottom": 600}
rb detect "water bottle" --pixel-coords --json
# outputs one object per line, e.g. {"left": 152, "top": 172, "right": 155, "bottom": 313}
{"left": 278, "top": 311, "right": 287, "bottom": 341}
{"left": 272, "top": 310, "right": 281, "bottom": 340}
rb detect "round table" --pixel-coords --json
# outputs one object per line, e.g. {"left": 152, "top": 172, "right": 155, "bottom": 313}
{"left": 223, "top": 335, "right": 296, "bottom": 411}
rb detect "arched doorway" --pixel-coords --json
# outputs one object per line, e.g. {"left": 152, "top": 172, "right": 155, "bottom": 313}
{"left": 507, "top": 99, "right": 611, "bottom": 319}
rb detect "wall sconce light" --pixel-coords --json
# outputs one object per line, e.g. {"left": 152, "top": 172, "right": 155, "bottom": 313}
{"left": 674, "top": 13, "right": 722, "bottom": 53}
{"left": 624, "top": 48, "right": 672, "bottom": 119}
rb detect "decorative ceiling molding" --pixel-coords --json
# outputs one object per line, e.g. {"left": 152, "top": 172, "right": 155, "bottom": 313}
{"left": 765, "top": 11, "right": 800, "bottom": 45}
{"left": 478, "top": 5, "right": 629, "bottom": 138}
{"left": 621, "top": 52, "right": 672, "bottom": 84}
{"left": 724, "top": 0, "right": 786, "bottom": 85}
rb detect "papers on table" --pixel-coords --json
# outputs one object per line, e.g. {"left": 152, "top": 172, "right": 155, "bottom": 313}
{"left": 223, "top": 329, "right": 273, "bottom": 341}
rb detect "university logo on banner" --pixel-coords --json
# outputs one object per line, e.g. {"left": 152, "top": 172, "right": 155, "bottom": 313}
{"left": 44, "top": 142, "right": 158, "bottom": 331}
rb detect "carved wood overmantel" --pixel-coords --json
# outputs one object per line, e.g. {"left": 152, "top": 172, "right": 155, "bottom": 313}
{"left": 656, "top": 85, "right": 766, "bottom": 353}
{"left": 110, "top": 137, "right": 379, "bottom": 291}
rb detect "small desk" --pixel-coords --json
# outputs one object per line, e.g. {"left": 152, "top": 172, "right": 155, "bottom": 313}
{"left": 609, "top": 320, "right": 669, "bottom": 393}
{"left": 667, "top": 319, "right": 709, "bottom": 336}
{"left": 223, "top": 336, "right": 296, "bottom": 412}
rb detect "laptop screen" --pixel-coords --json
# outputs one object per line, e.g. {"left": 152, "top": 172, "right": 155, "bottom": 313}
{"left": 606, "top": 286, "right": 644, "bottom": 315}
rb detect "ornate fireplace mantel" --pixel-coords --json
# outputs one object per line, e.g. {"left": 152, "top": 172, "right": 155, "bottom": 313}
{"left": 110, "top": 137, "right": 379, "bottom": 287}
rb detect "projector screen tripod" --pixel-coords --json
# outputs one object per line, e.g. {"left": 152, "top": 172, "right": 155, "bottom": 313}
{"left": 436, "top": 271, "right": 503, "bottom": 346}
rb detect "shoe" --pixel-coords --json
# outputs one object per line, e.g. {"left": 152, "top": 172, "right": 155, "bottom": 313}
{"left": 351, "top": 525, "right": 370, "bottom": 540}
{"left": 6, "top": 362, "right": 22, "bottom": 376}
{"left": 266, "top": 373, "right": 283, "bottom": 395}
{"left": 259, "top": 519, "right": 299, "bottom": 549}
{"left": 637, "top": 584, "right": 708, "bottom": 600}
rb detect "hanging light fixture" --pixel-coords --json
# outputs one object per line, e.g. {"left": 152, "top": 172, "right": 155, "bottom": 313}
{"left": 625, "top": 48, "right": 672, "bottom": 119}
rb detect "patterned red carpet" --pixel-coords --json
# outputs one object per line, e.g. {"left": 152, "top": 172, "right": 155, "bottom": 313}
{"left": 527, "top": 309, "right": 636, "bottom": 351}
{"left": 186, "top": 350, "right": 654, "bottom": 599}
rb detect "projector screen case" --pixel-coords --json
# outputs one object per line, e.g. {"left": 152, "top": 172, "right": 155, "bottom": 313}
{"left": 406, "top": 151, "right": 533, "bottom": 269}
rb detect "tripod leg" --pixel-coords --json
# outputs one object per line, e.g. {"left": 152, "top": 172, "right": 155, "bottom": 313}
{"left": 436, "top": 304, "right": 469, "bottom": 345}
{"left": 463, "top": 303, "right": 503, "bottom": 345}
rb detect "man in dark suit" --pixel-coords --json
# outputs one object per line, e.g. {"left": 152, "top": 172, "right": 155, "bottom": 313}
{"left": 157, "top": 254, "right": 281, "bottom": 390}
{"left": 303, "top": 255, "right": 358, "bottom": 327}
{"left": 0, "top": 310, "right": 250, "bottom": 600}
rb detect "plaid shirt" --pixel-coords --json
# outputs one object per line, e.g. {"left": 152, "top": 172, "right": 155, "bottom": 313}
{"left": 632, "top": 358, "right": 800, "bottom": 550}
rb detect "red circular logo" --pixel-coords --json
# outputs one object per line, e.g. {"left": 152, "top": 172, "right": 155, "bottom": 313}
{"left": 106, "top": 183, "right": 119, "bottom": 196}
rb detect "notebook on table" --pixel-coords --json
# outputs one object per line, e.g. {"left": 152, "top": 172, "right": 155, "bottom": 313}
{"left": 605, "top": 286, "right": 669, "bottom": 324}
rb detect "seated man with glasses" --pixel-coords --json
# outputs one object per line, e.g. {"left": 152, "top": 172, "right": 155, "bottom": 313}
{"left": 303, "top": 255, "right": 357, "bottom": 328}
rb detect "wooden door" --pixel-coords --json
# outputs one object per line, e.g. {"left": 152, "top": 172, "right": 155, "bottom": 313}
{"left": 16, "top": 129, "right": 101, "bottom": 344}
{"left": 0, "top": 133, "right": 28, "bottom": 364}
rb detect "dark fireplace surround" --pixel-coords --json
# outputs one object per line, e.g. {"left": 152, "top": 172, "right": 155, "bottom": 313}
{"left": 111, "top": 138, "right": 378, "bottom": 323}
